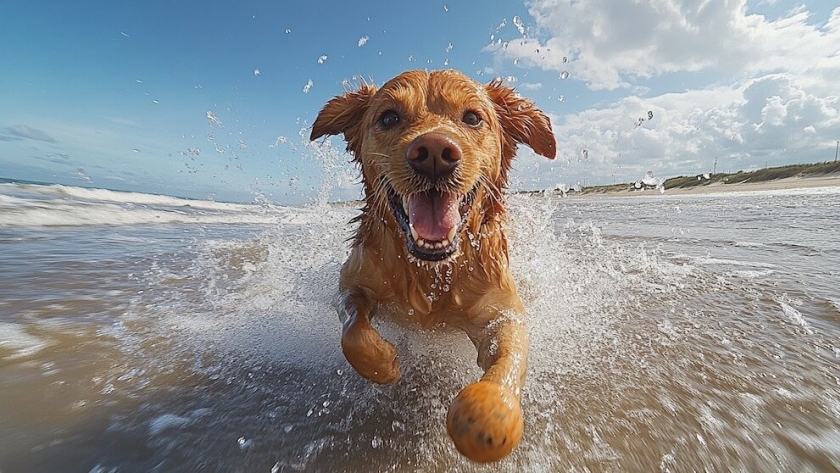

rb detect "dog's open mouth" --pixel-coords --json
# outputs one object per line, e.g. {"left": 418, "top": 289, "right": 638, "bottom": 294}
{"left": 388, "top": 187, "right": 474, "bottom": 262}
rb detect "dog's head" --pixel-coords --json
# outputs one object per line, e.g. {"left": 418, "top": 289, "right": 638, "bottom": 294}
{"left": 310, "top": 70, "right": 555, "bottom": 262}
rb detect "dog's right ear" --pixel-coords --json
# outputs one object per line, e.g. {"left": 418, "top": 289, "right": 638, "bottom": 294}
{"left": 310, "top": 83, "right": 378, "bottom": 158}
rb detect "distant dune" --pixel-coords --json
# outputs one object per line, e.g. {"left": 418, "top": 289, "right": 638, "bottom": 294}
{"left": 557, "top": 161, "right": 840, "bottom": 197}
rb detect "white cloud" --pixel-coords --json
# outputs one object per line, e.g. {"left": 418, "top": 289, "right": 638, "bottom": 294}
{"left": 493, "top": 2, "right": 840, "bottom": 189}
{"left": 513, "top": 71, "right": 840, "bottom": 189}
{"left": 489, "top": 1, "right": 840, "bottom": 91}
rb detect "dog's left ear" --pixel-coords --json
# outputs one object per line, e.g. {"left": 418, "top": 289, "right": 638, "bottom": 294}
{"left": 310, "top": 83, "right": 378, "bottom": 159}
{"left": 485, "top": 79, "right": 556, "bottom": 160}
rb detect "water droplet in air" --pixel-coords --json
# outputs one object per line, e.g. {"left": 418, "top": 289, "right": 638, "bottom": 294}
{"left": 513, "top": 15, "right": 525, "bottom": 35}
{"left": 513, "top": 58, "right": 519, "bottom": 65}
{"left": 336, "top": 369, "right": 343, "bottom": 376}
{"left": 371, "top": 436, "right": 383, "bottom": 448}
{"left": 558, "top": 95, "right": 565, "bottom": 102}
{"left": 560, "top": 70, "right": 570, "bottom": 79}
{"left": 648, "top": 110, "right": 654, "bottom": 120}
{"left": 443, "top": 58, "right": 450, "bottom": 66}
{"left": 445, "top": 42, "right": 453, "bottom": 52}
{"left": 302, "top": 79, "right": 313, "bottom": 94}
{"left": 285, "top": 28, "right": 291, "bottom": 34}
{"left": 443, "top": 4, "right": 449, "bottom": 12}
{"left": 408, "top": 308, "right": 415, "bottom": 316}
{"left": 237, "top": 437, "right": 253, "bottom": 450}
{"left": 253, "top": 69, "right": 260, "bottom": 76}
{"left": 563, "top": 56, "right": 568, "bottom": 63}
{"left": 358, "top": 36, "right": 369, "bottom": 47}
{"left": 317, "top": 55, "right": 328, "bottom": 64}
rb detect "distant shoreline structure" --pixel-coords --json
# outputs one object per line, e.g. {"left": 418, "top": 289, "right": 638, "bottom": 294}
{"left": 533, "top": 160, "right": 840, "bottom": 197}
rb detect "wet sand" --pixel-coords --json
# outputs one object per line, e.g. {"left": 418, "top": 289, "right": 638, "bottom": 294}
{"left": 572, "top": 174, "right": 840, "bottom": 198}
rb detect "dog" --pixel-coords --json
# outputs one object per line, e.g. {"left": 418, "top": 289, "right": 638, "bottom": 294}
{"left": 310, "top": 69, "right": 555, "bottom": 462}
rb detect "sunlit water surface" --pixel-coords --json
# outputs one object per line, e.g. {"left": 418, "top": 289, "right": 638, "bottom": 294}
{"left": 1, "top": 183, "right": 839, "bottom": 472}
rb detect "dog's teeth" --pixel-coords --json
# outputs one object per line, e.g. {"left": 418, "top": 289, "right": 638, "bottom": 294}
{"left": 409, "top": 224, "right": 419, "bottom": 242}
{"left": 446, "top": 226, "right": 457, "bottom": 242}
{"left": 417, "top": 238, "right": 427, "bottom": 248}
{"left": 402, "top": 195, "right": 410, "bottom": 214}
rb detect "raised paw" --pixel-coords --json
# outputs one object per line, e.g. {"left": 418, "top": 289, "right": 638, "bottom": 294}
{"left": 341, "top": 335, "right": 401, "bottom": 384}
{"left": 446, "top": 381, "right": 523, "bottom": 462}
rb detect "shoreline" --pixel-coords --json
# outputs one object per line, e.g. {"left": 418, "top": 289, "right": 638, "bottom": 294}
{"left": 567, "top": 174, "right": 840, "bottom": 199}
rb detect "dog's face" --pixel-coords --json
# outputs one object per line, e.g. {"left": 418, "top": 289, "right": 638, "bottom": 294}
{"left": 311, "top": 70, "right": 555, "bottom": 262}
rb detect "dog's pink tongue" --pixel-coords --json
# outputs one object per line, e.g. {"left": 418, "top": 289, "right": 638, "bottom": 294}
{"left": 409, "top": 191, "right": 460, "bottom": 241}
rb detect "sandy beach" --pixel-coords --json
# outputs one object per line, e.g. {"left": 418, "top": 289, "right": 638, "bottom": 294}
{"left": 572, "top": 174, "right": 840, "bottom": 198}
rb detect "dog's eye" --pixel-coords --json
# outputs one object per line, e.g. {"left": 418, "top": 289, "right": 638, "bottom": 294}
{"left": 462, "top": 111, "right": 482, "bottom": 127}
{"left": 379, "top": 110, "right": 401, "bottom": 129}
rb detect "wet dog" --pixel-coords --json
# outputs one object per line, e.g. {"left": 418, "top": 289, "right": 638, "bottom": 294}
{"left": 310, "top": 69, "right": 555, "bottom": 462}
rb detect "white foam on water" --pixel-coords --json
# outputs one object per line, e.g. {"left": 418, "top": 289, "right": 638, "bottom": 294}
{"left": 148, "top": 413, "right": 193, "bottom": 436}
{"left": 0, "top": 183, "right": 293, "bottom": 227}
{"left": 0, "top": 322, "right": 52, "bottom": 359}
{"left": 776, "top": 299, "right": 814, "bottom": 334}
{"left": 0, "top": 183, "right": 253, "bottom": 210}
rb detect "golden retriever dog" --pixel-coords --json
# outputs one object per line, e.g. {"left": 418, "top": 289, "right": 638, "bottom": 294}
{"left": 310, "top": 69, "right": 555, "bottom": 462}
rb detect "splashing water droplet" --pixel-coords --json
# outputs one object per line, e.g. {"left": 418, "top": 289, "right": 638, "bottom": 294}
{"left": 302, "top": 79, "right": 313, "bottom": 94}
{"left": 558, "top": 95, "right": 565, "bottom": 102}
{"left": 560, "top": 70, "right": 570, "bottom": 80}
{"left": 284, "top": 28, "right": 291, "bottom": 34}
{"left": 253, "top": 69, "right": 260, "bottom": 76}
{"left": 358, "top": 36, "right": 369, "bottom": 47}
{"left": 444, "top": 58, "right": 450, "bottom": 66}
{"left": 513, "top": 58, "right": 519, "bottom": 65}
{"left": 563, "top": 56, "right": 568, "bottom": 63}
{"left": 582, "top": 149, "right": 589, "bottom": 159}
{"left": 443, "top": 4, "right": 449, "bottom": 12}
{"left": 317, "top": 55, "right": 328, "bottom": 64}
{"left": 445, "top": 42, "right": 453, "bottom": 52}
{"left": 648, "top": 110, "right": 654, "bottom": 120}
{"left": 513, "top": 15, "right": 525, "bottom": 35}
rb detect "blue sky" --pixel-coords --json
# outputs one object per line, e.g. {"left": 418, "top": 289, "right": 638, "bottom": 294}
{"left": 1, "top": 1, "right": 838, "bottom": 203}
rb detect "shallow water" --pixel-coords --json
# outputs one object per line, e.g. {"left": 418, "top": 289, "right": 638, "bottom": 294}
{"left": 1, "top": 183, "right": 839, "bottom": 472}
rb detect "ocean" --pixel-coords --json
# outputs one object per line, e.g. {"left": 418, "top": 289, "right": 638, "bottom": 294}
{"left": 1, "top": 182, "right": 839, "bottom": 472}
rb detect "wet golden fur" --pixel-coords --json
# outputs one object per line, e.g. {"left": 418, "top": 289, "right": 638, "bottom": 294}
{"left": 310, "top": 69, "right": 555, "bottom": 462}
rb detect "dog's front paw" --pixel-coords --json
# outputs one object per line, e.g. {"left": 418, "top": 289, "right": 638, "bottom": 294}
{"left": 341, "top": 336, "right": 401, "bottom": 384}
{"left": 446, "top": 381, "right": 523, "bottom": 462}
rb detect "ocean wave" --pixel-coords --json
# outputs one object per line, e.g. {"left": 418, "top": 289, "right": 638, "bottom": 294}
{"left": 0, "top": 183, "right": 298, "bottom": 227}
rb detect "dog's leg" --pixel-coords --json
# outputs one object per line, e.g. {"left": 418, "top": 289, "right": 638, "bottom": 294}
{"left": 337, "top": 288, "right": 400, "bottom": 384}
{"left": 447, "top": 314, "right": 527, "bottom": 462}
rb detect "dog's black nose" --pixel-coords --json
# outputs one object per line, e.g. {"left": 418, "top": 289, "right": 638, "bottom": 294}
{"left": 405, "top": 133, "right": 462, "bottom": 180}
